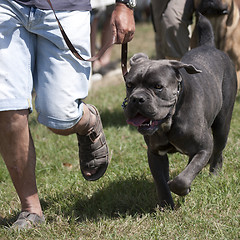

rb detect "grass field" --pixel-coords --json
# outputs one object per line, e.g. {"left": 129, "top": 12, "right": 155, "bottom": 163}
{"left": 0, "top": 22, "right": 240, "bottom": 239}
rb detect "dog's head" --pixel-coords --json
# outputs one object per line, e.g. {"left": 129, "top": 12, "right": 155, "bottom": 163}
{"left": 195, "top": 0, "right": 239, "bottom": 49}
{"left": 197, "top": 0, "right": 229, "bottom": 16}
{"left": 123, "top": 53, "right": 201, "bottom": 136}
{"left": 197, "top": 0, "right": 239, "bottom": 28}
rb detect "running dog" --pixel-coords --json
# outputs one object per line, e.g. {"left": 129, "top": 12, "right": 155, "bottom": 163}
{"left": 122, "top": 14, "right": 237, "bottom": 209}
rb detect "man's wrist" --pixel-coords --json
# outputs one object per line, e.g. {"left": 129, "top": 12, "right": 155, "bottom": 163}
{"left": 116, "top": 0, "right": 136, "bottom": 9}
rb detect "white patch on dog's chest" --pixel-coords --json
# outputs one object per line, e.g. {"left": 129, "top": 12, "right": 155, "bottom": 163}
{"left": 158, "top": 149, "right": 172, "bottom": 156}
{"left": 160, "top": 121, "right": 172, "bottom": 132}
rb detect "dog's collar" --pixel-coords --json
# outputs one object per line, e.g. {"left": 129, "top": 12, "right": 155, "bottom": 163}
{"left": 122, "top": 97, "right": 128, "bottom": 109}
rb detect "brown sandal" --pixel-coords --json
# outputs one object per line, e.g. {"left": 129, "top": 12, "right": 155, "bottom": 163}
{"left": 77, "top": 104, "right": 109, "bottom": 181}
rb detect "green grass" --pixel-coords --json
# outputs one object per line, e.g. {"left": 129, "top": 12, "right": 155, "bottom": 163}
{"left": 0, "top": 22, "right": 240, "bottom": 239}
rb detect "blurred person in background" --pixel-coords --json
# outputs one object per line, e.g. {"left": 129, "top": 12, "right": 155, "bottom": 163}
{"left": 151, "top": 0, "right": 195, "bottom": 59}
{"left": 134, "top": 0, "right": 151, "bottom": 22}
{"left": 90, "top": 0, "right": 116, "bottom": 81}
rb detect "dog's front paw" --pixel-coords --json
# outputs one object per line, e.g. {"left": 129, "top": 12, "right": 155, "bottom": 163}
{"left": 168, "top": 178, "right": 191, "bottom": 196}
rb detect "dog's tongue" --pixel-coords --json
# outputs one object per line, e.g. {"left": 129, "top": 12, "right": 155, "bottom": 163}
{"left": 127, "top": 114, "right": 150, "bottom": 127}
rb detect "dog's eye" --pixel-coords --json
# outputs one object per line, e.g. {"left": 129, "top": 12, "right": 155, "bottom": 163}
{"left": 126, "top": 82, "right": 133, "bottom": 89}
{"left": 155, "top": 84, "right": 163, "bottom": 91}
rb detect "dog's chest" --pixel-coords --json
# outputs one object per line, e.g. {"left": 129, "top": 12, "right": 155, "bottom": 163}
{"left": 147, "top": 130, "right": 174, "bottom": 155}
{"left": 147, "top": 126, "right": 190, "bottom": 156}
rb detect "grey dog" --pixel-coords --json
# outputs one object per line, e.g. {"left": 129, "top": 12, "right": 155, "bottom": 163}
{"left": 122, "top": 14, "right": 237, "bottom": 209}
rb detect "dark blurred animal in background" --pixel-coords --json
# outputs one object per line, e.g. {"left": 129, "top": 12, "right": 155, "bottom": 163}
{"left": 194, "top": 0, "right": 240, "bottom": 89}
{"left": 134, "top": 0, "right": 151, "bottom": 22}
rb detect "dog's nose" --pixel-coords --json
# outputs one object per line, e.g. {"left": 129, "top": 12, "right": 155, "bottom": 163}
{"left": 131, "top": 95, "right": 145, "bottom": 104}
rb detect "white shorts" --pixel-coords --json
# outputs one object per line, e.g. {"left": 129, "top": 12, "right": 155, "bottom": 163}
{"left": 0, "top": 0, "right": 91, "bottom": 129}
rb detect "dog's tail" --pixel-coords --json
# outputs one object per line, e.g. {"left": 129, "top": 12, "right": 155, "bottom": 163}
{"left": 196, "top": 12, "right": 215, "bottom": 47}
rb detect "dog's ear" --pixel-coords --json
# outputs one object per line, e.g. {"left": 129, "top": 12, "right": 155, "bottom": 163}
{"left": 169, "top": 60, "right": 202, "bottom": 74}
{"left": 130, "top": 53, "right": 149, "bottom": 66}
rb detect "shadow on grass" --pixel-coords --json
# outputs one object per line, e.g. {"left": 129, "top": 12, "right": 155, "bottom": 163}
{"left": 42, "top": 177, "right": 158, "bottom": 223}
{"left": 73, "top": 179, "right": 157, "bottom": 221}
{"left": 100, "top": 107, "right": 127, "bottom": 128}
{"left": 0, "top": 216, "right": 15, "bottom": 228}
{"left": 100, "top": 107, "right": 139, "bottom": 133}
{"left": 0, "top": 162, "right": 154, "bottom": 228}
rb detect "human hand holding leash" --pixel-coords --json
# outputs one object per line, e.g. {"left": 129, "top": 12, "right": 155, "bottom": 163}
{"left": 110, "top": 3, "right": 135, "bottom": 44}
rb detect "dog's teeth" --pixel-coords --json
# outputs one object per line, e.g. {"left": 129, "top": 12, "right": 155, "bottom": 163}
{"left": 140, "top": 121, "right": 152, "bottom": 127}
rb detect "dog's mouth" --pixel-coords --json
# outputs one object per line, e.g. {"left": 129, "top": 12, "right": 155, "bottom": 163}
{"left": 126, "top": 113, "right": 162, "bottom": 134}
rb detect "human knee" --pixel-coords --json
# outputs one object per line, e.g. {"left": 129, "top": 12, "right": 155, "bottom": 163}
{"left": 0, "top": 110, "right": 30, "bottom": 164}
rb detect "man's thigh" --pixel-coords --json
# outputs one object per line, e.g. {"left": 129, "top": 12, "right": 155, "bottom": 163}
{"left": 33, "top": 10, "right": 91, "bottom": 129}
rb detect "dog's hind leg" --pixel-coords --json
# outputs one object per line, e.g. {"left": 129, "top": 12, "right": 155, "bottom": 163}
{"left": 210, "top": 75, "right": 237, "bottom": 174}
{"left": 209, "top": 112, "right": 232, "bottom": 174}
{"left": 147, "top": 150, "right": 174, "bottom": 209}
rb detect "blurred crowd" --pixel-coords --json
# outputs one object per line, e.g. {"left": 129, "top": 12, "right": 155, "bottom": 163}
{"left": 90, "top": 0, "right": 240, "bottom": 89}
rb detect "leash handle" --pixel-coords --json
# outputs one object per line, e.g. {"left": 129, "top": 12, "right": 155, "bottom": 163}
{"left": 121, "top": 43, "right": 128, "bottom": 77}
{"left": 47, "top": 0, "right": 129, "bottom": 76}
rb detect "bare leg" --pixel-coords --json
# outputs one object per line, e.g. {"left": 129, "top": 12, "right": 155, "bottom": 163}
{"left": 98, "top": 16, "right": 113, "bottom": 67}
{"left": 0, "top": 110, "right": 42, "bottom": 217}
{"left": 91, "top": 16, "right": 99, "bottom": 60}
{"left": 92, "top": 14, "right": 113, "bottom": 71}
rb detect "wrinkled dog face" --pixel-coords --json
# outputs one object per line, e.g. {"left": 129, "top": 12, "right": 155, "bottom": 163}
{"left": 123, "top": 53, "right": 201, "bottom": 136}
